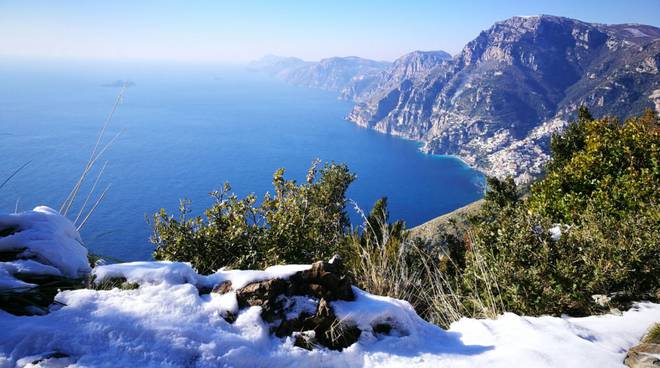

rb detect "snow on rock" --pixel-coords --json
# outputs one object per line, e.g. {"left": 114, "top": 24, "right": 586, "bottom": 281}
{"left": 203, "top": 264, "right": 312, "bottom": 290}
{"left": 0, "top": 260, "right": 63, "bottom": 290}
{"left": 92, "top": 261, "right": 310, "bottom": 289}
{"left": 0, "top": 206, "right": 90, "bottom": 290}
{"left": 1, "top": 259, "right": 658, "bottom": 367}
{"left": 334, "top": 287, "right": 425, "bottom": 336}
{"left": 92, "top": 261, "right": 200, "bottom": 286}
{"left": 0, "top": 265, "right": 36, "bottom": 290}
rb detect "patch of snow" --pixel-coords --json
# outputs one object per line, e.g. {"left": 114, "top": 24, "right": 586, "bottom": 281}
{"left": 0, "top": 266, "right": 36, "bottom": 290}
{"left": 15, "top": 352, "right": 76, "bottom": 367}
{"left": 650, "top": 89, "right": 660, "bottom": 113}
{"left": 1, "top": 260, "right": 658, "bottom": 367}
{"left": 0, "top": 260, "right": 63, "bottom": 290}
{"left": 93, "top": 261, "right": 311, "bottom": 290}
{"left": 624, "top": 27, "right": 650, "bottom": 38}
{"left": 515, "top": 15, "right": 541, "bottom": 19}
{"left": 92, "top": 261, "right": 200, "bottom": 286}
{"left": 334, "top": 287, "right": 422, "bottom": 336}
{"left": 0, "top": 206, "right": 90, "bottom": 278}
{"left": 452, "top": 303, "right": 660, "bottom": 367}
{"left": 203, "top": 264, "right": 312, "bottom": 290}
{"left": 281, "top": 295, "right": 319, "bottom": 320}
{"left": 4, "top": 259, "right": 63, "bottom": 277}
{"left": 0, "top": 207, "right": 90, "bottom": 290}
{"left": 549, "top": 225, "right": 562, "bottom": 241}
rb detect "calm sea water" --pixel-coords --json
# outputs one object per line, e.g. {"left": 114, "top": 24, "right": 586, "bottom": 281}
{"left": 0, "top": 60, "right": 483, "bottom": 261}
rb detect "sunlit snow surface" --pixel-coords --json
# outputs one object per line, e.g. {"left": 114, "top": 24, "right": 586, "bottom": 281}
{"left": 1, "top": 263, "right": 658, "bottom": 367}
{"left": 1, "top": 208, "right": 658, "bottom": 367}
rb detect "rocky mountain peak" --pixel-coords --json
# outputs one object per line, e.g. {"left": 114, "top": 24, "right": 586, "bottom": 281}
{"left": 394, "top": 50, "right": 452, "bottom": 64}
{"left": 250, "top": 16, "right": 659, "bottom": 182}
{"left": 458, "top": 15, "right": 608, "bottom": 68}
{"left": 345, "top": 15, "right": 660, "bottom": 182}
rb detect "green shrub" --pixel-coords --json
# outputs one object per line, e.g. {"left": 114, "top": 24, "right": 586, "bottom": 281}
{"left": 151, "top": 160, "right": 355, "bottom": 273}
{"left": 460, "top": 109, "right": 660, "bottom": 316}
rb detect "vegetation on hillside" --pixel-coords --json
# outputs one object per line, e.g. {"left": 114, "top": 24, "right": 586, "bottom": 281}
{"left": 461, "top": 108, "right": 659, "bottom": 316}
{"left": 151, "top": 107, "right": 659, "bottom": 325}
{"left": 152, "top": 160, "right": 354, "bottom": 273}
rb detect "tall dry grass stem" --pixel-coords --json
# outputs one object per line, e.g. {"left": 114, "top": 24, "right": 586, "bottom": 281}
{"left": 60, "top": 86, "right": 126, "bottom": 231}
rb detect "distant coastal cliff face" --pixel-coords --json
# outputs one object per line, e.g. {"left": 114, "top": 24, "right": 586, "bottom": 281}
{"left": 252, "top": 15, "right": 660, "bottom": 182}
{"left": 248, "top": 55, "right": 390, "bottom": 92}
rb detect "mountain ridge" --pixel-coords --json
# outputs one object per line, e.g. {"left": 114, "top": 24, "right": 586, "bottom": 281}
{"left": 248, "top": 55, "right": 390, "bottom": 92}
{"left": 345, "top": 15, "right": 660, "bottom": 181}
{"left": 251, "top": 15, "right": 660, "bottom": 181}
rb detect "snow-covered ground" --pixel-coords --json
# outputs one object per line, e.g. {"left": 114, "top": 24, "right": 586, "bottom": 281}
{"left": 1, "top": 207, "right": 658, "bottom": 367}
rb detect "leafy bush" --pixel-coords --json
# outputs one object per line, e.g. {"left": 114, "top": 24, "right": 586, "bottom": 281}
{"left": 151, "top": 161, "right": 355, "bottom": 273}
{"left": 460, "top": 109, "right": 660, "bottom": 315}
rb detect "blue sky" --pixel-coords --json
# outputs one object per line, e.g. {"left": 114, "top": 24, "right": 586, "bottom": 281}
{"left": 1, "top": 0, "right": 659, "bottom": 63}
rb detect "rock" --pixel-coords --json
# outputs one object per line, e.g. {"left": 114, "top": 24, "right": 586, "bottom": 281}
{"left": 236, "top": 278, "right": 288, "bottom": 308}
{"left": 27, "top": 352, "right": 71, "bottom": 366}
{"left": 221, "top": 311, "right": 237, "bottom": 324}
{"left": 231, "top": 258, "right": 360, "bottom": 350}
{"left": 293, "top": 331, "right": 316, "bottom": 350}
{"left": 275, "top": 315, "right": 306, "bottom": 338}
{"left": 236, "top": 278, "right": 289, "bottom": 322}
{"left": 373, "top": 323, "right": 392, "bottom": 335}
{"left": 196, "top": 285, "right": 213, "bottom": 295}
{"left": 288, "top": 260, "right": 355, "bottom": 301}
{"left": 310, "top": 298, "right": 361, "bottom": 350}
{"left": 592, "top": 294, "right": 611, "bottom": 307}
{"left": 624, "top": 324, "right": 660, "bottom": 367}
{"left": 278, "top": 298, "right": 361, "bottom": 351}
{"left": 624, "top": 343, "right": 660, "bottom": 367}
{"left": 0, "top": 275, "right": 84, "bottom": 316}
{"left": 212, "top": 280, "right": 232, "bottom": 295}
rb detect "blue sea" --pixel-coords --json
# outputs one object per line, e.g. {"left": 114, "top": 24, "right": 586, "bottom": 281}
{"left": 0, "top": 60, "right": 484, "bottom": 261}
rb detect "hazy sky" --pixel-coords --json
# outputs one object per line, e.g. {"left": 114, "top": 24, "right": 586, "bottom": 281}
{"left": 1, "top": 0, "right": 659, "bottom": 63}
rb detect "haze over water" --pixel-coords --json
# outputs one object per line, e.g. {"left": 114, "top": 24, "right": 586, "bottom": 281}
{"left": 0, "top": 61, "right": 483, "bottom": 261}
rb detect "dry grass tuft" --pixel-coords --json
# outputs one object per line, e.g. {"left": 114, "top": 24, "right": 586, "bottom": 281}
{"left": 346, "top": 203, "right": 504, "bottom": 328}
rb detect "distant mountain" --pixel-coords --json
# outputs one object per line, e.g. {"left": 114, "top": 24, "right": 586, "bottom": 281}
{"left": 346, "top": 16, "right": 660, "bottom": 181}
{"left": 340, "top": 50, "right": 452, "bottom": 101}
{"left": 247, "top": 55, "right": 310, "bottom": 76}
{"left": 249, "top": 55, "right": 390, "bottom": 92}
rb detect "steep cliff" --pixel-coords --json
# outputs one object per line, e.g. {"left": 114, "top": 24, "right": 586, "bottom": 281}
{"left": 346, "top": 16, "right": 660, "bottom": 181}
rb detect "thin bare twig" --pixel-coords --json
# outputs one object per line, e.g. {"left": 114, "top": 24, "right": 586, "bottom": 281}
{"left": 0, "top": 161, "right": 31, "bottom": 191}
{"left": 60, "top": 86, "right": 125, "bottom": 216}
{"left": 77, "top": 184, "right": 111, "bottom": 232}
{"left": 74, "top": 161, "right": 108, "bottom": 226}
